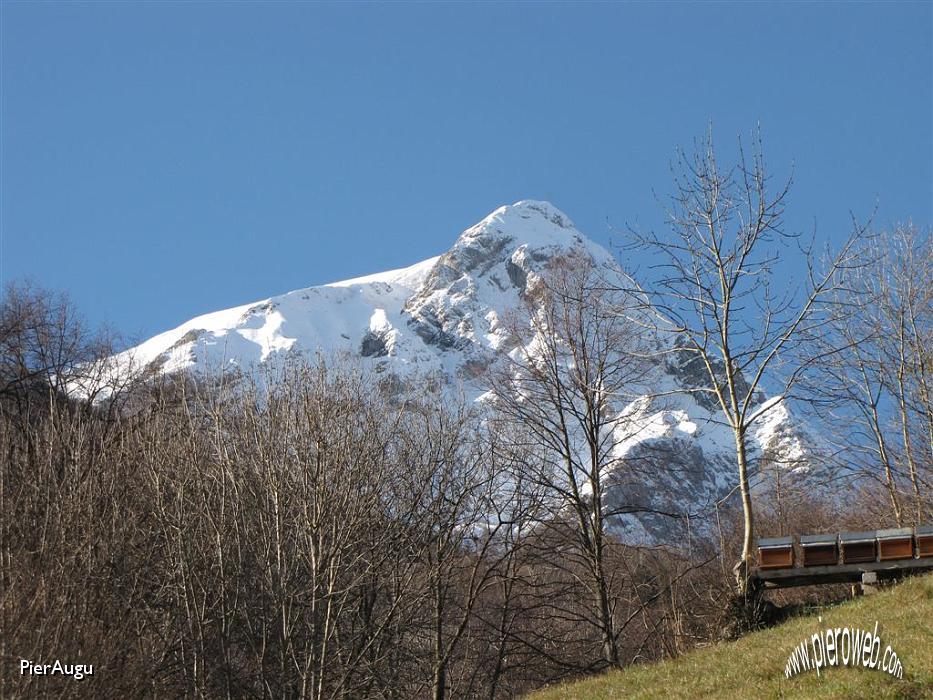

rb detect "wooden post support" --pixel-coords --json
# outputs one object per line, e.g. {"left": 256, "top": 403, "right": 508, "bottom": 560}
{"left": 861, "top": 571, "right": 878, "bottom": 595}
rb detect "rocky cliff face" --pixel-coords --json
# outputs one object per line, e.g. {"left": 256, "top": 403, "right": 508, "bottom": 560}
{"left": 113, "top": 200, "right": 817, "bottom": 541}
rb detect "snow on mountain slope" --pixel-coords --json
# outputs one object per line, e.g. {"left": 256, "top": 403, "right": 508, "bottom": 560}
{"left": 119, "top": 255, "right": 440, "bottom": 376}
{"left": 117, "top": 200, "right": 621, "bottom": 382}
{"left": 116, "top": 200, "right": 817, "bottom": 540}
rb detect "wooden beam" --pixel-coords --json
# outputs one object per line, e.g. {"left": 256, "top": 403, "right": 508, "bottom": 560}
{"left": 753, "top": 557, "right": 933, "bottom": 589}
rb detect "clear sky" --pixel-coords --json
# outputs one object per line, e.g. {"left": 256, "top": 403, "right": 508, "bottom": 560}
{"left": 2, "top": 1, "right": 931, "bottom": 344}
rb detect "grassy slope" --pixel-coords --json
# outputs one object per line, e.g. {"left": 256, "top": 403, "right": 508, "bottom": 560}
{"left": 528, "top": 574, "right": 933, "bottom": 699}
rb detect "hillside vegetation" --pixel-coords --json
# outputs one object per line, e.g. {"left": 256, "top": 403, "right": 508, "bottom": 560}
{"left": 528, "top": 574, "right": 933, "bottom": 700}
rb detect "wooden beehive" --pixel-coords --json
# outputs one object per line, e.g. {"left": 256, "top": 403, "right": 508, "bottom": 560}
{"left": 840, "top": 531, "right": 877, "bottom": 564}
{"left": 917, "top": 525, "right": 933, "bottom": 558}
{"left": 876, "top": 527, "right": 914, "bottom": 561}
{"left": 800, "top": 533, "right": 838, "bottom": 567}
{"left": 757, "top": 536, "right": 794, "bottom": 570}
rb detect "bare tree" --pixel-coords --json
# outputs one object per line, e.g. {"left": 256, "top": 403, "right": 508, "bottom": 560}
{"left": 881, "top": 225, "right": 933, "bottom": 523}
{"left": 489, "top": 253, "right": 658, "bottom": 668}
{"left": 813, "top": 224, "right": 933, "bottom": 526}
{"left": 626, "top": 129, "right": 865, "bottom": 591}
{"left": 394, "top": 399, "right": 504, "bottom": 700}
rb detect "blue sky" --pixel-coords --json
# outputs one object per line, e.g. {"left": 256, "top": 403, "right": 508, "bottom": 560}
{"left": 2, "top": 1, "right": 931, "bottom": 344}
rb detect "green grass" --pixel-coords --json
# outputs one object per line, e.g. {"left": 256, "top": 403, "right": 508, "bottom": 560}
{"left": 528, "top": 574, "right": 933, "bottom": 699}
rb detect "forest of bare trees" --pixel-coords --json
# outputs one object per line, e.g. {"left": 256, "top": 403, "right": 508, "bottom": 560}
{"left": 0, "top": 280, "right": 736, "bottom": 699}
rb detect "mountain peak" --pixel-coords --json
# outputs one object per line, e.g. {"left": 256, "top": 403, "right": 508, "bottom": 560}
{"left": 400, "top": 201, "right": 621, "bottom": 359}
{"left": 487, "top": 199, "right": 575, "bottom": 230}
{"left": 457, "top": 200, "right": 586, "bottom": 252}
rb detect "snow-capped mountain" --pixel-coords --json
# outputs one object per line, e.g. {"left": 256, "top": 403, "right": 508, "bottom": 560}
{"left": 120, "top": 201, "right": 616, "bottom": 381}
{"left": 117, "top": 200, "right": 814, "bottom": 540}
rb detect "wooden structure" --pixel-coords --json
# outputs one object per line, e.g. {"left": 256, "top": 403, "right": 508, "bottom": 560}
{"left": 877, "top": 528, "right": 914, "bottom": 561}
{"left": 752, "top": 525, "right": 933, "bottom": 590}
{"left": 756, "top": 556, "right": 933, "bottom": 589}
{"left": 917, "top": 525, "right": 933, "bottom": 558}
{"left": 800, "top": 533, "right": 838, "bottom": 567}
{"left": 757, "top": 536, "right": 794, "bottom": 570}
{"left": 840, "top": 531, "right": 876, "bottom": 564}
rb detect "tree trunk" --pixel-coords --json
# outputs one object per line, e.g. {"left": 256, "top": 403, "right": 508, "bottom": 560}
{"left": 433, "top": 664, "right": 446, "bottom": 700}
{"left": 734, "top": 427, "right": 755, "bottom": 594}
{"left": 596, "top": 571, "right": 619, "bottom": 667}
